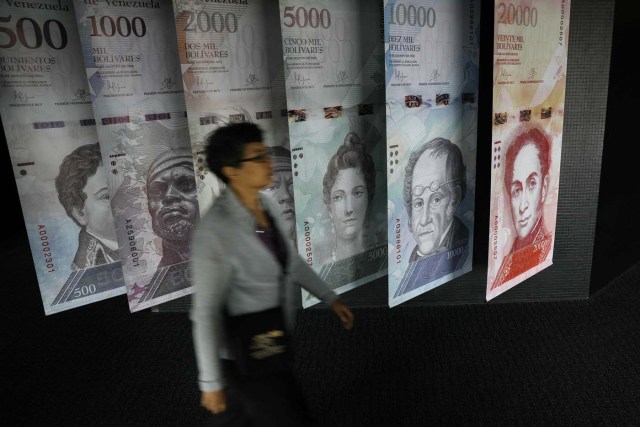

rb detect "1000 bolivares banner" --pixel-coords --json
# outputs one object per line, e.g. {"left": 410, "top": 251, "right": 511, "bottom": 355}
{"left": 72, "top": 0, "right": 197, "bottom": 311}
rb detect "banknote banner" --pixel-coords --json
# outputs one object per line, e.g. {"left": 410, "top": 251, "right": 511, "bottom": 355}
{"left": 72, "top": 0, "right": 197, "bottom": 312}
{"left": 172, "top": 0, "right": 290, "bottom": 220}
{"left": 486, "top": 0, "right": 570, "bottom": 300}
{"left": 279, "top": 0, "right": 388, "bottom": 307}
{"left": 385, "top": 0, "right": 479, "bottom": 307}
{"left": 0, "top": 0, "right": 126, "bottom": 314}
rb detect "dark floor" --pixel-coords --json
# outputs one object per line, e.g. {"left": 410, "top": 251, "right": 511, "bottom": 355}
{"left": 3, "top": 230, "right": 640, "bottom": 426}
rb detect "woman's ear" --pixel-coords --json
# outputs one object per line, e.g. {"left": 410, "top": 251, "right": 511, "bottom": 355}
{"left": 221, "top": 165, "right": 237, "bottom": 182}
{"left": 71, "top": 207, "right": 87, "bottom": 227}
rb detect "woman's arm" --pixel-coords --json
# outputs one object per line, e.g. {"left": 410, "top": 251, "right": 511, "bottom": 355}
{"left": 190, "top": 225, "right": 232, "bottom": 394}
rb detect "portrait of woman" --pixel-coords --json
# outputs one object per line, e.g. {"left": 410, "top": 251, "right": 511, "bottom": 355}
{"left": 55, "top": 142, "right": 119, "bottom": 270}
{"left": 321, "top": 132, "right": 376, "bottom": 263}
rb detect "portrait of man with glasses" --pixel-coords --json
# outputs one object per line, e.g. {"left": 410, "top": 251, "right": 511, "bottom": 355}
{"left": 394, "top": 137, "right": 470, "bottom": 297}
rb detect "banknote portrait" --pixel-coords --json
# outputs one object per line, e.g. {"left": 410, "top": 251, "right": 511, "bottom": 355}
{"left": 319, "top": 131, "right": 377, "bottom": 264}
{"left": 55, "top": 142, "right": 119, "bottom": 271}
{"left": 261, "top": 146, "right": 296, "bottom": 248}
{"left": 395, "top": 137, "right": 469, "bottom": 296}
{"left": 291, "top": 118, "right": 388, "bottom": 307}
{"left": 491, "top": 122, "right": 553, "bottom": 290}
{"left": 146, "top": 148, "right": 199, "bottom": 268}
{"left": 384, "top": 0, "right": 478, "bottom": 306}
{"left": 280, "top": 0, "right": 387, "bottom": 305}
{"left": 107, "top": 123, "right": 198, "bottom": 309}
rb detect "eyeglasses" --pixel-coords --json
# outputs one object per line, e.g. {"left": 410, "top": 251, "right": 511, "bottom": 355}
{"left": 238, "top": 154, "right": 271, "bottom": 163}
{"left": 412, "top": 178, "right": 460, "bottom": 197}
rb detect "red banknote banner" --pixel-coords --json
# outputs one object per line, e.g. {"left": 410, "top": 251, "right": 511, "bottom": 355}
{"left": 486, "top": 0, "right": 571, "bottom": 300}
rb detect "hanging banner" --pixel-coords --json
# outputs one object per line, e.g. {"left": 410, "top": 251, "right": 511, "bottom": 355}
{"left": 0, "top": 1, "right": 125, "bottom": 314}
{"left": 487, "top": 0, "right": 570, "bottom": 300}
{"left": 278, "top": 0, "right": 388, "bottom": 307}
{"left": 385, "top": 0, "right": 479, "bottom": 307}
{"left": 172, "top": 0, "right": 290, "bottom": 231}
{"left": 73, "top": 0, "right": 197, "bottom": 311}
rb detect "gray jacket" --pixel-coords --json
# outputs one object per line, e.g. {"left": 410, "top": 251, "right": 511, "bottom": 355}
{"left": 190, "top": 187, "right": 338, "bottom": 392}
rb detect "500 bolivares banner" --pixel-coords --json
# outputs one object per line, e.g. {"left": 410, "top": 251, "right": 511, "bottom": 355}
{"left": 0, "top": 0, "right": 126, "bottom": 315}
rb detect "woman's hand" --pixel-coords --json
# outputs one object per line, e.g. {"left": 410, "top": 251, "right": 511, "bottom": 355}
{"left": 201, "top": 390, "right": 226, "bottom": 415}
{"left": 331, "top": 299, "right": 354, "bottom": 330}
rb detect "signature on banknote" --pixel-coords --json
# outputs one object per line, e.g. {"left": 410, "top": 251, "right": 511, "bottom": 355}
{"left": 245, "top": 74, "right": 259, "bottom": 86}
{"left": 13, "top": 90, "right": 33, "bottom": 103}
{"left": 195, "top": 75, "right": 214, "bottom": 89}
{"left": 429, "top": 68, "right": 441, "bottom": 81}
{"left": 294, "top": 72, "right": 310, "bottom": 86}
{"left": 394, "top": 69, "right": 407, "bottom": 83}
{"left": 73, "top": 89, "right": 90, "bottom": 101}
{"left": 161, "top": 77, "right": 176, "bottom": 91}
{"left": 105, "top": 80, "right": 125, "bottom": 92}
{"left": 336, "top": 70, "right": 349, "bottom": 84}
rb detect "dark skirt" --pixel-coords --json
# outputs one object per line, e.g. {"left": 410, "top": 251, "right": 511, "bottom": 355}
{"left": 207, "top": 359, "right": 315, "bottom": 427}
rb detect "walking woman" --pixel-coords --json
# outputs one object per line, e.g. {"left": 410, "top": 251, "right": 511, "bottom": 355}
{"left": 190, "top": 122, "right": 354, "bottom": 426}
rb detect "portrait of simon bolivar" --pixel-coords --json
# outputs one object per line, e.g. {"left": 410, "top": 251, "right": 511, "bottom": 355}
{"left": 491, "top": 122, "right": 553, "bottom": 290}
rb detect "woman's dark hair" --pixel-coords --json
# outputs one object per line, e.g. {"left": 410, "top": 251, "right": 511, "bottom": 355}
{"left": 55, "top": 142, "right": 103, "bottom": 228}
{"left": 204, "top": 122, "right": 263, "bottom": 184}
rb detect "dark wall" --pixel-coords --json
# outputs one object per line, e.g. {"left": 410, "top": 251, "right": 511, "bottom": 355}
{"left": 590, "top": 1, "right": 640, "bottom": 295}
{"left": 1, "top": 123, "right": 25, "bottom": 243}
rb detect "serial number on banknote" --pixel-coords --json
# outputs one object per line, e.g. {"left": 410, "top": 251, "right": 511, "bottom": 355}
{"left": 492, "top": 215, "right": 498, "bottom": 260}
{"left": 126, "top": 220, "right": 140, "bottom": 267}
{"left": 303, "top": 221, "right": 313, "bottom": 265}
{"left": 38, "top": 225, "right": 56, "bottom": 273}
{"left": 393, "top": 218, "right": 402, "bottom": 264}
